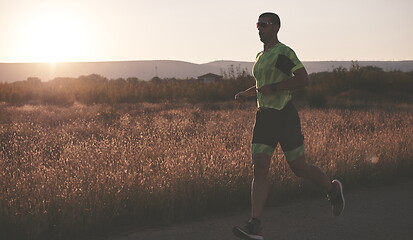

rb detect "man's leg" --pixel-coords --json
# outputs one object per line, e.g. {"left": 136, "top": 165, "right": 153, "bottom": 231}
{"left": 287, "top": 154, "right": 345, "bottom": 216}
{"left": 251, "top": 153, "right": 272, "bottom": 220}
{"left": 287, "top": 154, "right": 332, "bottom": 192}
{"left": 233, "top": 153, "right": 271, "bottom": 240}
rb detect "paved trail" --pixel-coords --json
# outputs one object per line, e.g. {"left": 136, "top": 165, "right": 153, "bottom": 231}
{"left": 106, "top": 178, "right": 413, "bottom": 240}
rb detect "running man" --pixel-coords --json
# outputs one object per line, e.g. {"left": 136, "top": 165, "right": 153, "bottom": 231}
{"left": 232, "top": 12, "right": 345, "bottom": 240}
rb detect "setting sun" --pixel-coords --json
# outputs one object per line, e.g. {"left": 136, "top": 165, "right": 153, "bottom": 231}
{"left": 17, "top": 12, "right": 90, "bottom": 63}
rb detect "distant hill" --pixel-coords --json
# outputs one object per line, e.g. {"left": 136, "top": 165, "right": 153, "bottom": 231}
{"left": 0, "top": 60, "right": 412, "bottom": 83}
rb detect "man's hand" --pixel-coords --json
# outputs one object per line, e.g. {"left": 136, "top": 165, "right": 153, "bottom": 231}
{"left": 234, "top": 85, "right": 257, "bottom": 103}
{"left": 235, "top": 91, "right": 248, "bottom": 103}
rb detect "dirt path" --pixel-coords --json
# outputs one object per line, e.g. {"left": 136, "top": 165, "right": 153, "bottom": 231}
{"left": 105, "top": 178, "right": 413, "bottom": 240}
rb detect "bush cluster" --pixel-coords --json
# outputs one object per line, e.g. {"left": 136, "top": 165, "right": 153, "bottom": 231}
{"left": 306, "top": 62, "right": 413, "bottom": 106}
{"left": 0, "top": 75, "right": 255, "bottom": 105}
{"left": 0, "top": 63, "right": 411, "bottom": 106}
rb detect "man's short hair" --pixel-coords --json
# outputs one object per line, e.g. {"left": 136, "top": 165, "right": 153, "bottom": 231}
{"left": 259, "top": 12, "right": 281, "bottom": 26}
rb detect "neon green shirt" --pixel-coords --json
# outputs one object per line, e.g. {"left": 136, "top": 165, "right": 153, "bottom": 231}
{"left": 252, "top": 42, "right": 304, "bottom": 110}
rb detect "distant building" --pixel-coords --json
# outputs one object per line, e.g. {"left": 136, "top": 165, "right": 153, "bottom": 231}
{"left": 197, "top": 73, "right": 223, "bottom": 83}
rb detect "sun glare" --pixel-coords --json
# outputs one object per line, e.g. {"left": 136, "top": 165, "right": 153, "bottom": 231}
{"left": 18, "top": 12, "right": 90, "bottom": 63}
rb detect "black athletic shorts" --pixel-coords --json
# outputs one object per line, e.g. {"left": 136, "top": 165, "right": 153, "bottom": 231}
{"left": 251, "top": 101, "right": 304, "bottom": 161}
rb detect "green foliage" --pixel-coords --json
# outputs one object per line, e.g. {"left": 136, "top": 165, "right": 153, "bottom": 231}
{"left": 0, "top": 63, "right": 412, "bottom": 106}
{"left": 0, "top": 74, "right": 255, "bottom": 105}
{"left": 307, "top": 62, "right": 413, "bottom": 102}
{"left": 307, "top": 92, "right": 327, "bottom": 108}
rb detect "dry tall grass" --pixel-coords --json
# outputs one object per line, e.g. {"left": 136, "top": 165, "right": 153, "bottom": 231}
{"left": 0, "top": 101, "right": 412, "bottom": 239}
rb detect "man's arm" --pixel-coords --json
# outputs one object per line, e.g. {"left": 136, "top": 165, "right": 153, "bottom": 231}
{"left": 235, "top": 85, "right": 257, "bottom": 102}
{"left": 257, "top": 67, "right": 309, "bottom": 95}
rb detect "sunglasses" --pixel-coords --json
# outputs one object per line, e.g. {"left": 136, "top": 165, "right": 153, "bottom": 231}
{"left": 256, "top": 21, "right": 274, "bottom": 28}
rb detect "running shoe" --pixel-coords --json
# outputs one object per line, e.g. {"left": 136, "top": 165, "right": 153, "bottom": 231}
{"left": 233, "top": 218, "right": 264, "bottom": 240}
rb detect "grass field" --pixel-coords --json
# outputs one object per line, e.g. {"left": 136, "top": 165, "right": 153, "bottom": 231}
{"left": 1, "top": 101, "right": 412, "bottom": 239}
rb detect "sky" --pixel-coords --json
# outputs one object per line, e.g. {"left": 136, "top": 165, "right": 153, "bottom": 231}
{"left": 1, "top": 0, "right": 412, "bottom": 64}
